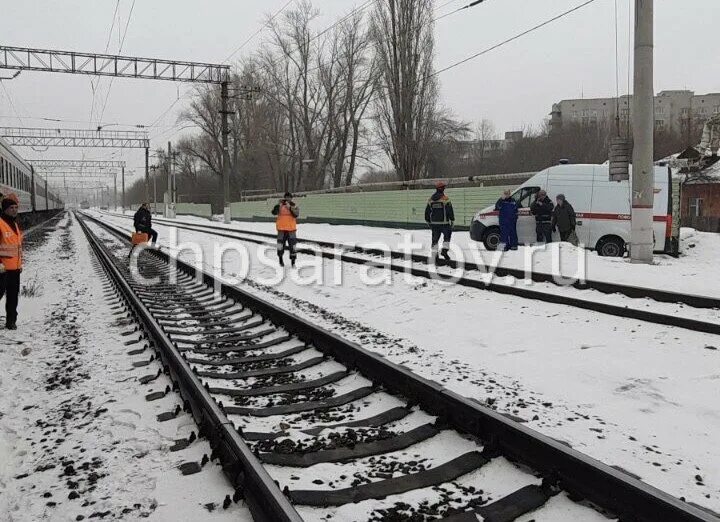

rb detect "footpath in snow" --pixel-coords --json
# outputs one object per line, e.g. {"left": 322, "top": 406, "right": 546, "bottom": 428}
{"left": 97, "top": 210, "right": 720, "bottom": 514}
{"left": 0, "top": 214, "right": 248, "bottom": 521}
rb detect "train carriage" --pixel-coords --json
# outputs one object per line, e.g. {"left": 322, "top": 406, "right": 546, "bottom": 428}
{"left": 0, "top": 135, "right": 63, "bottom": 213}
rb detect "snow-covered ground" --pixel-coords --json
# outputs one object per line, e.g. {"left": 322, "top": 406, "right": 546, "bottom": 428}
{"left": 0, "top": 214, "right": 249, "bottom": 521}
{"left": 94, "top": 210, "right": 720, "bottom": 514}
{"left": 133, "top": 211, "right": 720, "bottom": 299}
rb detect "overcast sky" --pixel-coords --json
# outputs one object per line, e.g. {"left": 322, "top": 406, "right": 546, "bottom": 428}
{"left": 2, "top": 0, "right": 719, "bottom": 189}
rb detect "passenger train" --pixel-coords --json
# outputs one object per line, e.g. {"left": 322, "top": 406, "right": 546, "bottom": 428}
{"left": 0, "top": 136, "right": 64, "bottom": 213}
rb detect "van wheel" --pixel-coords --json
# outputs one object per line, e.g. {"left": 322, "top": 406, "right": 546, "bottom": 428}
{"left": 596, "top": 236, "right": 625, "bottom": 257}
{"left": 482, "top": 227, "right": 502, "bottom": 251}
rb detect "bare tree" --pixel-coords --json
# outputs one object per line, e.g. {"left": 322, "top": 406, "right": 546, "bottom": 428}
{"left": 371, "top": 0, "right": 439, "bottom": 181}
{"left": 329, "top": 12, "right": 379, "bottom": 187}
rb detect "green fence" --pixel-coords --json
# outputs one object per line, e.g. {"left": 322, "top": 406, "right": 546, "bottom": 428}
{"left": 176, "top": 203, "right": 213, "bottom": 217}
{"left": 231, "top": 186, "right": 515, "bottom": 229}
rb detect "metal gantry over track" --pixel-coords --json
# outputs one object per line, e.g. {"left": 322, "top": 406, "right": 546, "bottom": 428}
{"left": 29, "top": 159, "right": 127, "bottom": 169}
{"left": 0, "top": 45, "right": 232, "bottom": 217}
{"left": 30, "top": 160, "right": 129, "bottom": 210}
{"left": 0, "top": 127, "right": 149, "bottom": 148}
{"left": 0, "top": 46, "right": 227, "bottom": 83}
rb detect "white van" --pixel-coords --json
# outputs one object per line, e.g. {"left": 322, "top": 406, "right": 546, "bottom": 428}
{"left": 469, "top": 164, "right": 675, "bottom": 256}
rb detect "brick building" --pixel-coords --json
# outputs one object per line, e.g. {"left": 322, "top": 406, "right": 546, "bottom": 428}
{"left": 681, "top": 161, "right": 720, "bottom": 232}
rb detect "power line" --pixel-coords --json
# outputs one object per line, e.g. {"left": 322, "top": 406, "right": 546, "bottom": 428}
{"left": 0, "top": 82, "right": 25, "bottom": 127}
{"left": 90, "top": 0, "right": 121, "bottom": 125}
{"left": 431, "top": 0, "right": 599, "bottom": 78}
{"left": 434, "top": 0, "right": 488, "bottom": 22}
{"left": 98, "top": 0, "right": 137, "bottom": 124}
{"left": 223, "top": 0, "right": 297, "bottom": 64}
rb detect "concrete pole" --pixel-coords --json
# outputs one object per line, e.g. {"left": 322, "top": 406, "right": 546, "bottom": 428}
{"left": 220, "top": 80, "right": 231, "bottom": 223}
{"left": 165, "top": 142, "right": 176, "bottom": 218}
{"left": 145, "top": 147, "right": 150, "bottom": 201}
{"left": 121, "top": 166, "right": 125, "bottom": 213}
{"left": 630, "top": 0, "right": 655, "bottom": 263}
{"left": 113, "top": 173, "right": 117, "bottom": 211}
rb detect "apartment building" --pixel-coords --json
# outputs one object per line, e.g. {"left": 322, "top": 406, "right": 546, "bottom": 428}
{"left": 550, "top": 90, "right": 720, "bottom": 135}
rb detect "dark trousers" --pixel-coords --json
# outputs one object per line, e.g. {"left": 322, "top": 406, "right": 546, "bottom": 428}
{"left": 559, "top": 228, "right": 578, "bottom": 246}
{"left": 536, "top": 221, "right": 553, "bottom": 243}
{"left": 499, "top": 221, "right": 518, "bottom": 250}
{"left": 430, "top": 224, "right": 452, "bottom": 251}
{"left": 277, "top": 231, "right": 298, "bottom": 260}
{"left": 137, "top": 227, "right": 158, "bottom": 244}
{"left": 0, "top": 269, "right": 21, "bottom": 326}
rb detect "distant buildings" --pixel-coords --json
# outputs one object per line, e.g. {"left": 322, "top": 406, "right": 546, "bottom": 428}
{"left": 447, "top": 131, "right": 524, "bottom": 163}
{"left": 550, "top": 90, "right": 720, "bottom": 137}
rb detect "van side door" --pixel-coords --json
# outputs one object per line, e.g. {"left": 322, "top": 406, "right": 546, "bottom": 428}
{"left": 512, "top": 186, "right": 541, "bottom": 244}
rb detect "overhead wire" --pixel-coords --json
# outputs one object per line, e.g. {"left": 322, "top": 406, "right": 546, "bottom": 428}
{"left": 98, "top": 0, "right": 137, "bottom": 124}
{"left": 0, "top": 81, "right": 26, "bottom": 127}
{"left": 430, "top": 0, "right": 600, "bottom": 78}
{"left": 223, "top": 0, "right": 297, "bottom": 64}
{"left": 90, "top": 0, "right": 121, "bottom": 124}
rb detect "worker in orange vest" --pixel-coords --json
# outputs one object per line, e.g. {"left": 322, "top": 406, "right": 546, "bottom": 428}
{"left": 0, "top": 195, "right": 23, "bottom": 330}
{"left": 271, "top": 192, "right": 300, "bottom": 267}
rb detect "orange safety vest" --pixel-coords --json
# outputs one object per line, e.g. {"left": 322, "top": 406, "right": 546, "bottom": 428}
{"left": 276, "top": 204, "right": 298, "bottom": 232}
{"left": 0, "top": 218, "right": 23, "bottom": 270}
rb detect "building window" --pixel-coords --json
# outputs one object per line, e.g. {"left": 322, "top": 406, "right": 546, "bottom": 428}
{"left": 714, "top": 107, "right": 720, "bottom": 114}
{"left": 681, "top": 108, "right": 690, "bottom": 115}
{"left": 689, "top": 198, "right": 703, "bottom": 217}
{"left": 655, "top": 119, "right": 665, "bottom": 128}
{"left": 656, "top": 107, "right": 664, "bottom": 115}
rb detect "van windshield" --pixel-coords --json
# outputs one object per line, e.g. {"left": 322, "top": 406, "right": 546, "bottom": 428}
{"left": 512, "top": 186, "right": 540, "bottom": 208}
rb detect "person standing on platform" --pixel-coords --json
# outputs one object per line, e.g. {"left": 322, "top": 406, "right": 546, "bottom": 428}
{"left": 272, "top": 192, "right": 300, "bottom": 267}
{"left": 0, "top": 195, "right": 23, "bottom": 330}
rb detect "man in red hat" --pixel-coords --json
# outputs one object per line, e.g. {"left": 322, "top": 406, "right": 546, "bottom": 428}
{"left": 424, "top": 181, "right": 455, "bottom": 263}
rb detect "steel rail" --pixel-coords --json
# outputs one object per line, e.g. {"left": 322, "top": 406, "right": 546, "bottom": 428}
{"left": 83, "top": 211, "right": 718, "bottom": 522}
{"left": 100, "top": 213, "right": 720, "bottom": 335}
{"left": 76, "top": 214, "right": 302, "bottom": 522}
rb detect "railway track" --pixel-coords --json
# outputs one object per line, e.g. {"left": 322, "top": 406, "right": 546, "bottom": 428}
{"left": 104, "top": 211, "right": 720, "bottom": 308}
{"left": 77, "top": 212, "right": 717, "bottom": 522}
{"left": 97, "top": 211, "right": 720, "bottom": 336}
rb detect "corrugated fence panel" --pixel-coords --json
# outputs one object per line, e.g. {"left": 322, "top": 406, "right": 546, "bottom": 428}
{"left": 230, "top": 185, "right": 517, "bottom": 228}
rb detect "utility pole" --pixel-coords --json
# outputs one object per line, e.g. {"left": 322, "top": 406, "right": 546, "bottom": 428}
{"left": 220, "top": 80, "right": 232, "bottom": 223}
{"left": 145, "top": 146, "right": 150, "bottom": 201}
{"left": 631, "top": 0, "right": 655, "bottom": 264}
{"left": 150, "top": 165, "right": 158, "bottom": 214}
{"left": 113, "top": 172, "right": 118, "bottom": 211}
{"left": 121, "top": 165, "right": 125, "bottom": 213}
{"left": 165, "top": 141, "right": 176, "bottom": 218}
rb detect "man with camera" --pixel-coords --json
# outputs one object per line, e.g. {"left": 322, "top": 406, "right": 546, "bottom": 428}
{"left": 271, "top": 192, "right": 300, "bottom": 267}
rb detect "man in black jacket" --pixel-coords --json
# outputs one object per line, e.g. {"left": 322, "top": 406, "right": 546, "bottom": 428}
{"left": 133, "top": 203, "right": 158, "bottom": 245}
{"left": 425, "top": 181, "right": 455, "bottom": 262}
{"left": 552, "top": 194, "right": 578, "bottom": 245}
{"left": 530, "top": 190, "right": 554, "bottom": 244}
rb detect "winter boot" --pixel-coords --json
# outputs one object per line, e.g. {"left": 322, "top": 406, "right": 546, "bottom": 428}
{"left": 278, "top": 255, "right": 285, "bottom": 267}
{"left": 441, "top": 249, "right": 451, "bottom": 261}
{"left": 290, "top": 256, "right": 296, "bottom": 268}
